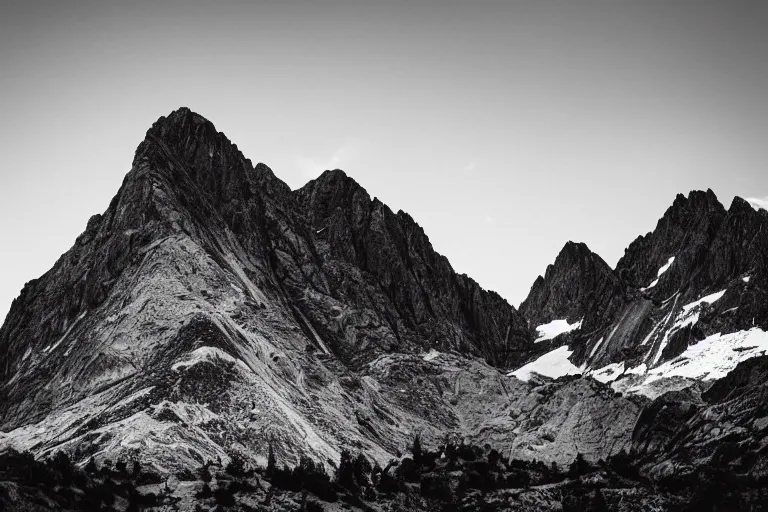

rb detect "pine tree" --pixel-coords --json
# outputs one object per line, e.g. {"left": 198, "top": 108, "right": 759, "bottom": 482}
{"left": 568, "top": 453, "right": 589, "bottom": 478}
{"left": 266, "top": 443, "right": 277, "bottom": 478}
{"left": 411, "top": 435, "right": 423, "bottom": 465}
{"left": 336, "top": 449, "right": 355, "bottom": 491}
{"left": 591, "top": 489, "right": 609, "bottom": 512}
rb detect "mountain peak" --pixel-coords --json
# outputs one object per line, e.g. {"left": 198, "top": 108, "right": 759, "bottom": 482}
{"left": 520, "top": 240, "right": 625, "bottom": 331}
{"left": 559, "top": 240, "right": 591, "bottom": 258}
{"left": 729, "top": 195, "right": 757, "bottom": 214}
{"left": 147, "top": 107, "right": 212, "bottom": 136}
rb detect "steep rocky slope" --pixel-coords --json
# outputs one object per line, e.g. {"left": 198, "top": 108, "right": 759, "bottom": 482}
{"left": 3, "top": 107, "right": 768, "bottom": 511}
{"left": 520, "top": 242, "right": 630, "bottom": 332}
{"left": 0, "top": 108, "right": 537, "bottom": 475}
{"left": 294, "top": 168, "right": 532, "bottom": 368}
{"left": 515, "top": 189, "right": 768, "bottom": 401}
{"left": 632, "top": 355, "right": 768, "bottom": 483}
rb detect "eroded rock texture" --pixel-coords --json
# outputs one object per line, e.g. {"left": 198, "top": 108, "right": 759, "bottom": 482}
{"left": 2, "top": 107, "right": 768, "bottom": 503}
{"left": 0, "top": 108, "right": 534, "bottom": 473}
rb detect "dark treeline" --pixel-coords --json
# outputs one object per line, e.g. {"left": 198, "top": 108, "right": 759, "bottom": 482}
{"left": 3, "top": 439, "right": 768, "bottom": 511}
{"left": 0, "top": 448, "right": 163, "bottom": 511}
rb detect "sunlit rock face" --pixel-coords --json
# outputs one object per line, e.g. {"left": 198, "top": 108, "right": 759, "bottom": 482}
{"left": 3, "top": 106, "right": 768, "bottom": 495}
{"left": 513, "top": 185, "right": 768, "bottom": 403}
{"left": 0, "top": 108, "right": 535, "bottom": 473}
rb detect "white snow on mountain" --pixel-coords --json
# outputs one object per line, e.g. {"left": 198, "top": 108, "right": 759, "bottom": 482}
{"left": 533, "top": 318, "right": 583, "bottom": 343}
{"left": 588, "top": 362, "right": 625, "bottom": 383}
{"left": 589, "top": 336, "right": 605, "bottom": 358}
{"left": 681, "top": 289, "right": 726, "bottom": 313}
{"left": 650, "top": 288, "right": 727, "bottom": 365}
{"left": 608, "top": 328, "right": 768, "bottom": 398}
{"left": 508, "top": 346, "right": 582, "bottom": 381}
{"left": 640, "top": 256, "right": 675, "bottom": 291}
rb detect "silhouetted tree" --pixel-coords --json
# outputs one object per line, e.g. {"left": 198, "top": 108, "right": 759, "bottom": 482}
{"left": 353, "top": 453, "right": 373, "bottom": 489}
{"left": 115, "top": 459, "right": 128, "bottom": 477}
{"left": 336, "top": 449, "right": 355, "bottom": 491}
{"left": 132, "top": 459, "right": 142, "bottom": 478}
{"left": 591, "top": 489, "right": 609, "bottom": 512}
{"left": 488, "top": 448, "right": 501, "bottom": 468}
{"left": 196, "top": 482, "right": 213, "bottom": 499}
{"left": 411, "top": 435, "right": 423, "bottom": 465}
{"left": 266, "top": 443, "right": 277, "bottom": 478}
{"left": 568, "top": 453, "right": 590, "bottom": 478}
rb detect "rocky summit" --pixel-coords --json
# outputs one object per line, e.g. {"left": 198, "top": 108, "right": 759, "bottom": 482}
{"left": 2, "top": 108, "right": 768, "bottom": 511}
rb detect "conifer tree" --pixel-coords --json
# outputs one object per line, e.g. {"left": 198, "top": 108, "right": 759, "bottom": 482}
{"left": 266, "top": 443, "right": 277, "bottom": 477}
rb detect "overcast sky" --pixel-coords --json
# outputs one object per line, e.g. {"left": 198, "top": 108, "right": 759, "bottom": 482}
{"left": 2, "top": 0, "right": 768, "bottom": 322}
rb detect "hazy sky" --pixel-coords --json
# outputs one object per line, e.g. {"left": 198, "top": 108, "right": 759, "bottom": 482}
{"left": 2, "top": 0, "right": 768, "bottom": 322}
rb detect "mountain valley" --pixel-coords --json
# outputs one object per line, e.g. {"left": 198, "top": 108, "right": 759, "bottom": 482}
{"left": 2, "top": 108, "right": 768, "bottom": 511}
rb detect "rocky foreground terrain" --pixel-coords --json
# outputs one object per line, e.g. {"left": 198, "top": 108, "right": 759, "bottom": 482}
{"left": 1, "top": 108, "right": 768, "bottom": 510}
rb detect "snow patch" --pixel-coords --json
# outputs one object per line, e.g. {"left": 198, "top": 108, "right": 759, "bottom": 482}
{"left": 423, "top": 349, "right": 440, "bottom": 362}
{"left": 649, "top": 290, "right": 725, "bottom": 366}
{"left": 534, "top": 318, "right": 583, "bottom": 343}
{"left": 743, "top": 275, "right": 751, "bottom": 283}
{"left": 508, "top": 346, "right": 582, "bottom": 381}
{"left": 623, "top": 328, "right": 768, "bottom": 396}
{"left": 589, "top": 362, "right": 625, "bottom": 383}
{"left": 682, "top": 289, "right": 726, "bottom": 313}
{"left": 640, "top": 256, "right": 675, "bottom": 291}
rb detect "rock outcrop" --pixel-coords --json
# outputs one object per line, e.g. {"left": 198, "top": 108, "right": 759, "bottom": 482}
{"left": 517, "top": 188, "right": 768, "bottom": 401}
{"left": 295, "top": 169, "right": 531, "bottom": 367}
{"left": 0, "top": 108, "right": 533, "bottom": 473}
{"left": 633, "top": 356, "right": 768, "bottom": 482}
{"left": 2, "top": 106, "right": 768, "bottom": 506}
{"left": 520, "top": 241, "right": 634, "bottom": 353}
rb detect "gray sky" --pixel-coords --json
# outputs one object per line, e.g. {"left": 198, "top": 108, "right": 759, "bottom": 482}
{"left": 2, "top": 0, "right": 768, "bottom": 322}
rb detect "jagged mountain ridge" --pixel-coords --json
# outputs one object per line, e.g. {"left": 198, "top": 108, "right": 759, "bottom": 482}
{"left": 0, "top": 108, "right": 539, "bottom": 474}
{"left": 2, "top": 106, "right": 768, "bottom": 499}
{"left": 518, "top": 188, "right": 768, "bottom": 398}
{"left": 294, "top": 169, "right": 531, "bottom": 367}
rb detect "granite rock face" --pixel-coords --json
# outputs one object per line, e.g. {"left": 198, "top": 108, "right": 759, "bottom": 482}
{"left": 632, "top": 356, "right": 768, "bottom": 482}
{"left": 517, "top": 188, "right": 768, "bottom": 399}
{"left": 520, "top": 241, "right": 634, "bottom": 342}
{"left": 0, "top": 108, "right": 535, "bottom": 473}
{"left": 505, "top": 376, "right": 644, "bottom": 466}
{"left": 295, "top": 169, "right": 531, "bottom": 367}
{"left": 616, "top": 189, "right": 726, "bottom": 296}
{"left": 2, "top": 106, "right": 768, "bottom": 500}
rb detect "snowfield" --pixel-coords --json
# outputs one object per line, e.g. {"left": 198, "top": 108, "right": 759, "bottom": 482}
{"left": 508, "top": 346, "right": 582, "bottom": 381}
{"left": 533, "top": 318, "right": 583, "bottom": 343}
{"left": 640, "top": 256, "right": 675, "bottom": 291}
{"left": 681, "top": 289, "right": 726, "bottom": 313}
{"left": 596, "top": 328, "right": 768, "bottom": 397}
{"left": 651, "top": 288, "right": 727, "bottom": 365}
